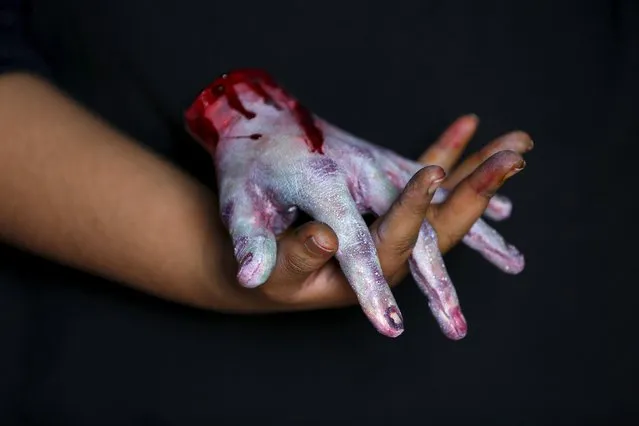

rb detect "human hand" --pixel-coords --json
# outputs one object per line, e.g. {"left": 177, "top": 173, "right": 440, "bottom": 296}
{"left": 185, "top": 69, "right": 531, "bottom": 338}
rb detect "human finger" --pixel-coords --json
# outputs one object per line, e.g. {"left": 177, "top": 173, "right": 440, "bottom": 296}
{"left": 442, "top": 131, "right": 533, "bottom": 190}
{"left": 418, "top": 114, "right": 479, "bottom": 172}
{"left": 260, "top": 221, "right": 337, "bottom": 301}
{"left": 429, "top": 150, "right": 526, "bottom": 254}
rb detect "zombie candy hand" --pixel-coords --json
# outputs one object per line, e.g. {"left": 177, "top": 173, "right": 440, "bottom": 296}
{"left": 185, "top": 69, "right": 525, "bottom": 338}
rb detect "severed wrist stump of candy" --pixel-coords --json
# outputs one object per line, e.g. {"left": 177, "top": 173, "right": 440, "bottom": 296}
{"left": 185, "top": 69, "right": 524, "bottom": 339}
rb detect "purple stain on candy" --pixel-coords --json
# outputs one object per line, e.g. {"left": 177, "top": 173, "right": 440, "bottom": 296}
{"left": 239, "top": 252, "right": 253, "bottom": 269}
{"left": 233, "top": 236, "right": 249, "bottom": 257}
{"left": 221, "top": 202, "right": 234, "bottom": 227}
{"left": 385, "top": 306, "right": 404, "bottom": 331}
{"left": 309, "top": 157, "right": 339, "bottom": 176}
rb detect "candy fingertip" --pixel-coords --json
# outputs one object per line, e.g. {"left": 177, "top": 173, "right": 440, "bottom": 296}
{"left": 485, "top": 194, "right": 513, "bottom": 221}
{"left": 371, "top": 306, "right": 405, "bottom": 338}
{"left": 503, "top": 251, "right": 525, "bottom": 275}
{"left": 381, "top": 326, "right": 405, "bottom": 338}
{"left": 237, "top": 252, "right": 267, "bottom": 288}
{"left": 390, "top": 328, "right": 405, "bottom": 338}
{"left": 450, "top": 307, "right": 468, "bottom": 340}
{"left": 239, "top": 252, "right": 253, "bottom": 269}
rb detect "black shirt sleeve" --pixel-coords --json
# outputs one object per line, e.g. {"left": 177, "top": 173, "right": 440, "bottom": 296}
{"left": 0, "top": 0, "right": 49, "bottom": 76}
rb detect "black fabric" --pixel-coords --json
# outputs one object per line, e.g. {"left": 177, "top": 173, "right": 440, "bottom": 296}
{"left": 1, "top": 0, "right": 637, "bottom": 424}
{"left": 0, "top": 0, "right": 47, "bottom": 75}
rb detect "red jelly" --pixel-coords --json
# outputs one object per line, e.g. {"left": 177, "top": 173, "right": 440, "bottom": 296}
{"left": 184, "top": 69, "right": 324, "bottom": 154}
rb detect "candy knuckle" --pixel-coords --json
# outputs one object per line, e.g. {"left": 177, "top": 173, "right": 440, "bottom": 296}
{"left": 309, "top": 157, "right": 340, "bottom": 176}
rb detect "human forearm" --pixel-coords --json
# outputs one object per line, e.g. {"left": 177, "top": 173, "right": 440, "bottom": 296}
{"left": 0, "top": 73, "right": 231, "bottom": 307}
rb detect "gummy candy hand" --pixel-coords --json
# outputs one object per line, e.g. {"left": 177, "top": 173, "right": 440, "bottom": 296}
{"left": 185, "top": 69, "right": 528, "bottom": 338}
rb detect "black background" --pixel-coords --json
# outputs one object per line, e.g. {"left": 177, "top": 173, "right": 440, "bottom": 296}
{"left": 1, "top": 0, "right": 637, "bottom": 424}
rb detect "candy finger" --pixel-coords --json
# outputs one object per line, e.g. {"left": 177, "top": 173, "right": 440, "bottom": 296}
{"left": 484, "top": 193, "right": 513, "bottom": 221}
{"left": 361, "top": 164, "right": 467, "bottom": 339}
{"left": 294, "top": 177, "right": 404, "bottom": 338}
{"left": 409, "top": 223, "right": 467, "bottom": 340}
{"left": 429, "top": 150, "right": 526, "bottom": 270}
{"left": 219, "top": 191, "right": 278, "bottom": 288}
{"left": 462, "top": 218, "right": 525, "bottom": 274}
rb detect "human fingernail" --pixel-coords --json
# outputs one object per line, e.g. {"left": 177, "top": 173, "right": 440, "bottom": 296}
{"left": 304, "top": 235, "right": 334, "bottom": 256}
{"left": 479, "top": 159, "right": 525, "bottom": 197}
{"left": 427, "top": 177, "right": 445, "bottom": 196}
{"left": 526, "top": 139, "right": 535, "bottom": 152}
{"left": 504, "top": 160, "right": 526, "bottom": 180}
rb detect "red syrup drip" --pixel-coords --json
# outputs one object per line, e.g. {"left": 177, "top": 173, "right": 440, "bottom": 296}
{"left": 184, "top": 69, "right": 324, "bottom": 154}
{"left": 291, "top": 101, "right": 324, "bottom": 154}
